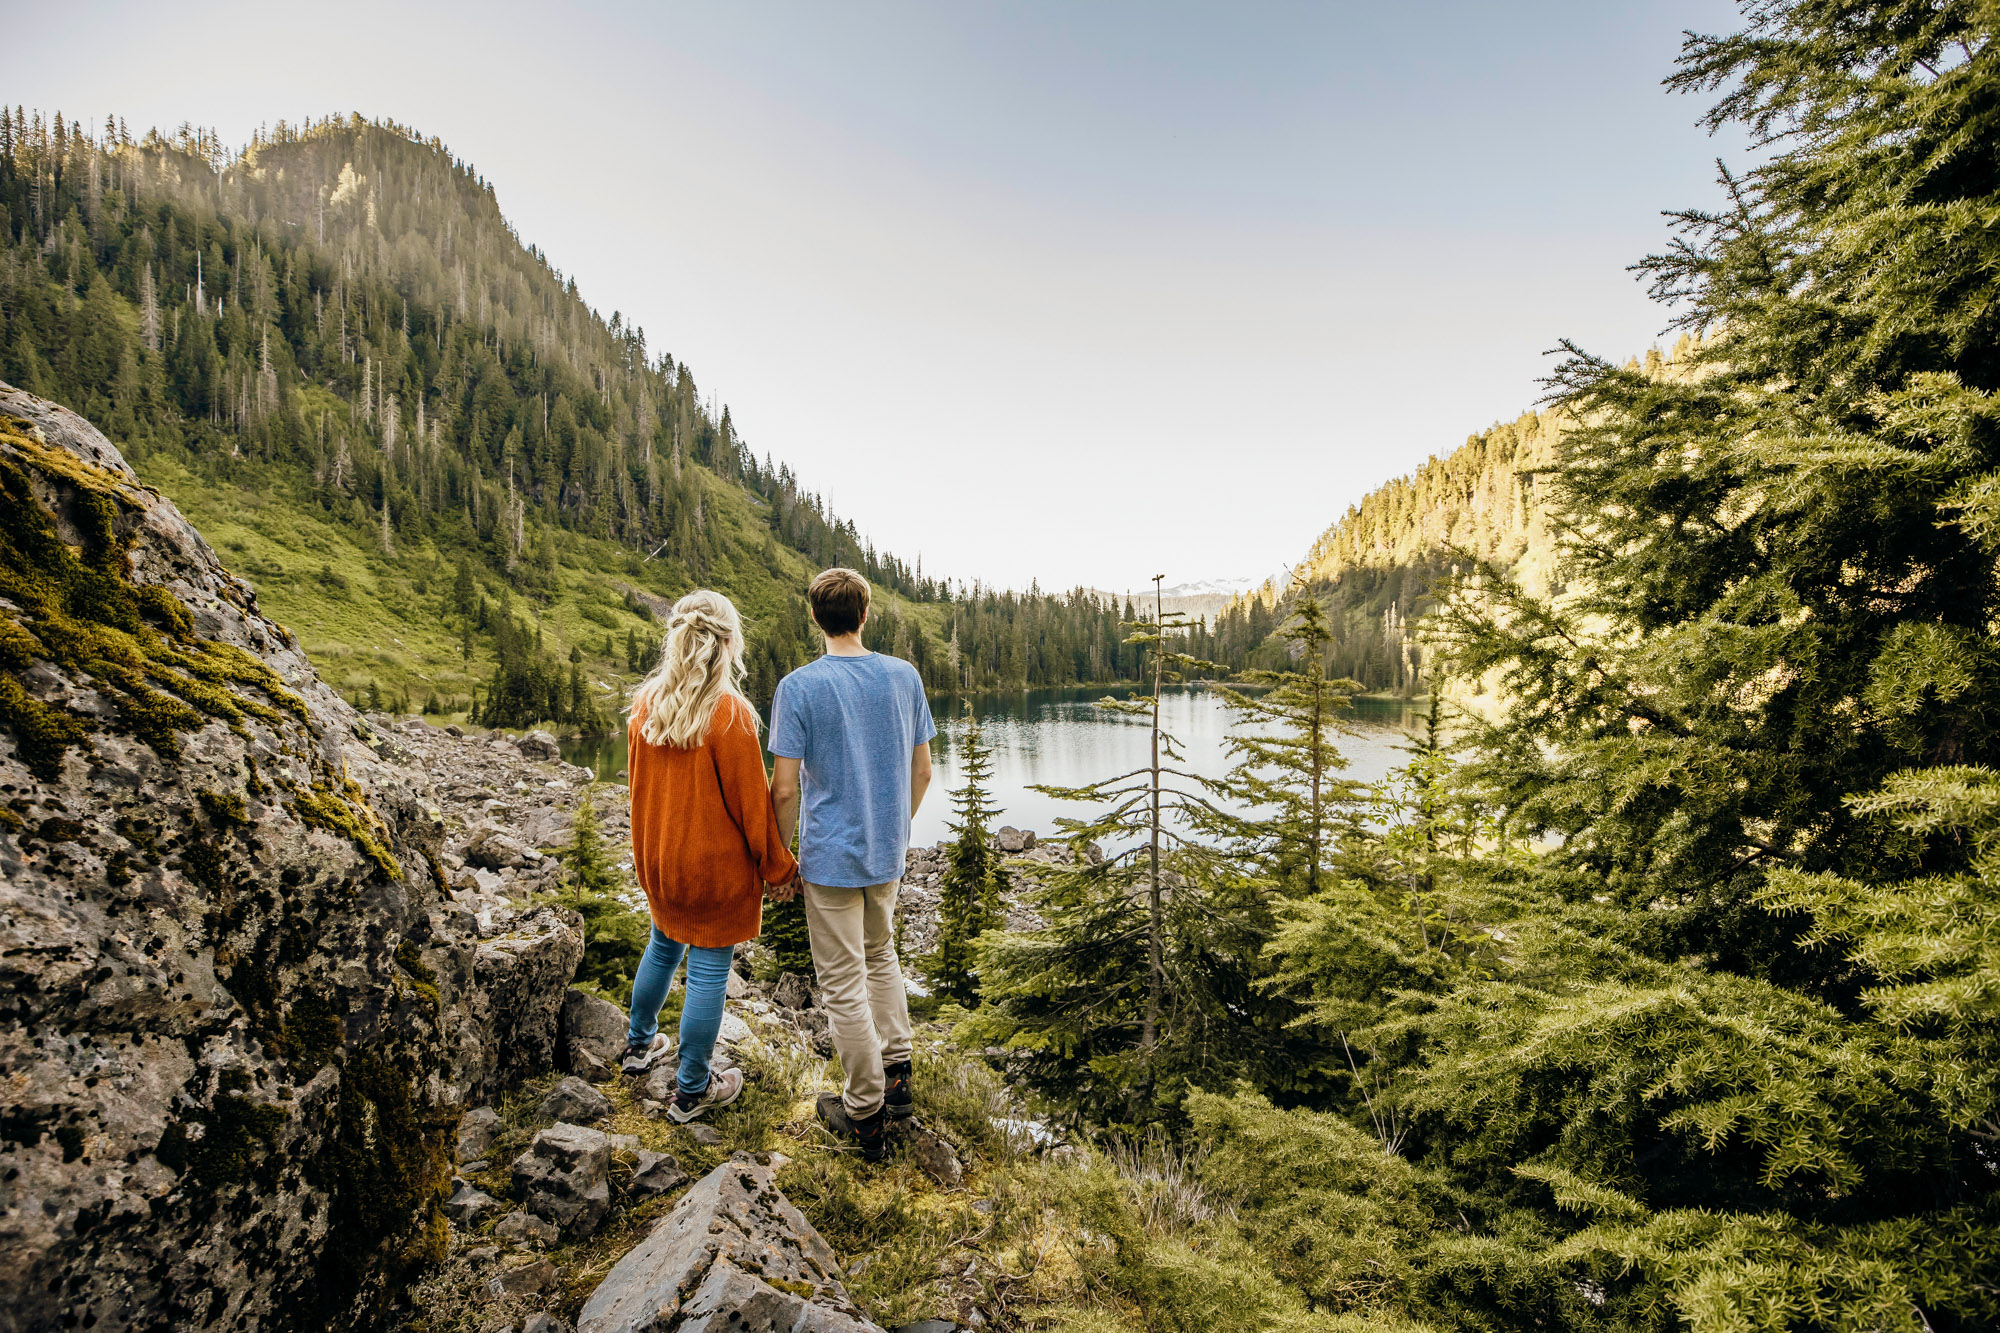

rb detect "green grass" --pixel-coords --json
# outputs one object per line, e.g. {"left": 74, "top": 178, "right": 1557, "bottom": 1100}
{"left": 131, "top": 450, "right": 837, "bottom": 719}
{"left": 404, "top": 1001, "right": 1427, "bottom": 1333}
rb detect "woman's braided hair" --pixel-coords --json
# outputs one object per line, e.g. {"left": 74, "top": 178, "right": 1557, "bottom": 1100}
{"left": 628, "top": 589, "right": 759, "bottom": 749}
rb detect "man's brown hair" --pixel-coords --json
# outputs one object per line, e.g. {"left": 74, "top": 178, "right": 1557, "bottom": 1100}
{"left": 808, "top": 567, "right": 871, "bottom": 637}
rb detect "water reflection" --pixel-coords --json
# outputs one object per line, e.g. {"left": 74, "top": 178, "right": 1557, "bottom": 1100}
{"left": 561, "top": 687, "right": 1424, "bottom": 849}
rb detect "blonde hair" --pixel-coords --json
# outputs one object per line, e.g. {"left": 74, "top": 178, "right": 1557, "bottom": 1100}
{"left": 628, "top": 590, "right": 758, "bottom": 749}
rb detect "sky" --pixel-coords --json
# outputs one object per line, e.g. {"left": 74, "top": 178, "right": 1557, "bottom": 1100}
{"left": 10, "top": 0, "right": 1751, "bottom": 592}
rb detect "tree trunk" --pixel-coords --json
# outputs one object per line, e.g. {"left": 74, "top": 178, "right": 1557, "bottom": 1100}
{"left": 1143, "top": 575, "right": 1164, "bottom": 1059}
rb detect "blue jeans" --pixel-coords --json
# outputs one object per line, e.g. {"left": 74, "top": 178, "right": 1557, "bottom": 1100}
{"left": 627, "top": 926, "right": 736, "bottom": 1099}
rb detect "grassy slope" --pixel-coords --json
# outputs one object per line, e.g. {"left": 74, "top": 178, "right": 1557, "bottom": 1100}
{"left": 135, "top": 441, "right": 870, "bottom": 715}
{"left": 406, "top": 1009, "right": 1418, "bottom": 1333}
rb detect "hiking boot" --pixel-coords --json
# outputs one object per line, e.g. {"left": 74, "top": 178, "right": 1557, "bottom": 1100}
{"left": 667, "top": 1067, "right": 744, "bottom": 1124}
{"left": 883, "top": 1059, "right": 914, "bottom": 1120}
{"left": 816, "top": 1093, "right": 887, "bottom": 1162}
{"left": 620, "top": 1033, "right": 670, "bottom": 1075}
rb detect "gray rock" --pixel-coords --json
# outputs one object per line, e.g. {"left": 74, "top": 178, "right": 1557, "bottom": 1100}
{"left": 459, "top": 1106, "right": 502, "bottom": 1163}
{"left": 562, "top": 987, "right": 630, "bottom": 1078}
{"left": 513, "top": 1122, "right": 614, "bottom": 1239}
{"left": 463, "top": 907, "right": 588, "bottom": 1098}
{"left": 466, "top": 826, "right": 545, "bottom": 870}
{"left": 626, "top": 1149, "right": 689, "bottom": 1199}
{"left": 772, "top": 971, "right": 815, "bottom": 1010}
{"left": 570, "top": 1043, "right": 617, "bottom": 1084}
{"left": 682, "top": 1124, "right": 724, "bottom": 1147}
{"left": 0, "top": 384, "right": 583, "bottom": 1332}
{"left": 485, "top": 1257, "right": 559, "bottom": 1298}
{"left": 638, "top": 1063, "right": 681, "bottom": 1104}
{"left": 539, "top": 1075, "right": 613, "bottom": 1123}
{"left": 791, "top": 1005, "right": 835, "bottom": 1056}
{"left": 995, "top": 826, "right": 1036, "bottom": 852}
{"left": 889, "top": 1122, "right": 964, "bottom": 1189}
{"left": 494, "top": 1209, "right": 561, "bottom": 1248}
{"left": 515, "top": 729, "right": 562, "bottom": 761}
{"left": 446, "top": 1182, "right": 502, "bottom": 1226}
{"left": 523, "top": 1315, "right": 573, "bottom": 1333}
{"left": 578, "top": 1153, "right": 883, "bottom": 1333}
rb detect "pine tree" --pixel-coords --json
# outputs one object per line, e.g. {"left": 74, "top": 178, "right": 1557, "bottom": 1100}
{"left": 1208, "top": 592, "right": 1364, "bottom": 897}
{"left": 965, "top": 577, "right": 1240, "bottom": 1125}
{"left": 559, "top": 785, "right": 647, "bottom": 992}
{"left": 926, "top": 702, "right": 1001, "bottom": 1004}
{"left": 1396, "top": 1, "right": 2000, "bottom": 1321}
{"left": 451, "top": 556, "right": 475, "bottom": 617}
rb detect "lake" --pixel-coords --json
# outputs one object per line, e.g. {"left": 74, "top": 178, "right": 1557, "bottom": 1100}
{"left": 561, "top": 686, "right": 1424, "bottom": 849}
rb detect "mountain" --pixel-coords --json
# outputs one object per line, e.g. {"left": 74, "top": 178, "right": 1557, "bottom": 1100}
{"left": 1241, "top": 341, "right": 1692, "bottom": 694}
{"left": 0, "top": 111, "right": 1161, "bottom": 714}
{"left": 1086, "top": 576, "right": 1265, "bottom": 623}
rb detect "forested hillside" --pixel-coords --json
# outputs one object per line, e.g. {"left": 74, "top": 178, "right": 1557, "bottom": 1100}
{"left": 1230, "top": 342, "right": 1701, "bottom": 693}
{"left": 0, "top": 111, "right": 1154, "bottom": 721}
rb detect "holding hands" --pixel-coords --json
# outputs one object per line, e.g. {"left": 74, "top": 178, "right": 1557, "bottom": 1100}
{"left": 766, "top": 872, "right": 802, "bottom": 903}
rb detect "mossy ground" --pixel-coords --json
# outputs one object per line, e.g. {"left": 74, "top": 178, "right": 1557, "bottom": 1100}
{"left": 403, "top": 1011, "right": 1420, "bottom": 1333}
{"left": 0, "top": 418, "right": 312, "bottom": 777}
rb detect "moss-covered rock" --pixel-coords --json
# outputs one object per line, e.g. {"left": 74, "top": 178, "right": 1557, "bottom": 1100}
{"left": 0, "top": 383, "right": 580, "bottom": 1331}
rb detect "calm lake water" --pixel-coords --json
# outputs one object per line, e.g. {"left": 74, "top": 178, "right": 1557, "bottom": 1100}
{"left": 561, "top": 687, "right": 1423, "bottom": 849}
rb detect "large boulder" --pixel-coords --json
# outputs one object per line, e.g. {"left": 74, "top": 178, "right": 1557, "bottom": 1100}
{"left": 0, "top": 384, "right": 581, "bottom": 1331}
{"left": 457, "top": 907, "right": 586, "bottom": 1098}
{"left": 578, "top": 1153, "right": 882, "bottom": 1333}
{"left": 515, "top": 729, "right": 561, "bottom": 761}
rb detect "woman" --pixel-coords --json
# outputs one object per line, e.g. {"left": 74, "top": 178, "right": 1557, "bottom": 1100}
{"left": 621, "top": 590, "right": 796, "bottom": 1123}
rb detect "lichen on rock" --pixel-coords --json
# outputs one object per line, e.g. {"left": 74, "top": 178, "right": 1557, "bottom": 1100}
{"left": 0, "top": 383, "right": 583, "bottom": 1332}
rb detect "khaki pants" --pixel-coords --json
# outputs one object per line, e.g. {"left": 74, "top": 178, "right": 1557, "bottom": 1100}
{"left": 803, "top": 879, "right": 914, "bottom": 1118}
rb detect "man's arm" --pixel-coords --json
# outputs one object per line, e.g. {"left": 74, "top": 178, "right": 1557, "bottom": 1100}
{"left": 910, "top": 742, "right": 932, "bottom": 817}
{"left": 771, "top": 755, "right": 802, "bottom": 863}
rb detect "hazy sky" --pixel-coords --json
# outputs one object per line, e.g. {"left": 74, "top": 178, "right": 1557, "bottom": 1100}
{"left": 13, "top": 0, "right": 1749, "bottom": 592}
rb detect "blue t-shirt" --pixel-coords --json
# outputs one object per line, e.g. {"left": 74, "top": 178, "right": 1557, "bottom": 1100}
{"left": 769, "top": 652, "right": 937, "bottom": 888}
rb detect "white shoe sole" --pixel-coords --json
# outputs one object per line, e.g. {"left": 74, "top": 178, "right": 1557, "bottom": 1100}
{"left": 666, "top": 1069, "right": 743, "bottom": 1123}
{"left": 621, "top": 1034, "right": 670, "bottom": 1075}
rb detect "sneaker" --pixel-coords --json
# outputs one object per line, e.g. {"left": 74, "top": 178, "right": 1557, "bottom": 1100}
{"left": 883, "top": 1060, "right": 914, "bottom": 1120}
{"left": 816, "top": 1092, "right": 886, "bottom": 1162}
{"left": 621, "top": 1033, "right": 670, "bottom": 1075}
{"left": 667, "top": 1067, "right": 743, "bottom": 1124}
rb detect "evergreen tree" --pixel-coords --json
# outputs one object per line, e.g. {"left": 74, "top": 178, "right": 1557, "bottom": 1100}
{"left": 926, "top": 701, "right": 1001, "bottom": 1004}
{"left": 1208, "top": 592, "right": 1365, "bottom": 897}
{"left": 559, "top": 785, "right": 647, "bottom": 992}
{"left": 965, "top": 578, "right": 1243, "bottom": 1125}
{"left": 761, "top": 894, "right": 814, "bottom": 977}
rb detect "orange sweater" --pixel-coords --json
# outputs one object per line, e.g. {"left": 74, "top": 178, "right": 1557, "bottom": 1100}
{"left": 628, "top": 695, "right": 797, "bottom": 948}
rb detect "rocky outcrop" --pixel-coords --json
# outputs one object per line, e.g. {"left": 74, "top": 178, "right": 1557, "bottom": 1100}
{"left": 578, "top": 1153, "right": 883, "bottom": 1333}
{"left": 0, "top": 384, "right": 582, "bottom": 1331}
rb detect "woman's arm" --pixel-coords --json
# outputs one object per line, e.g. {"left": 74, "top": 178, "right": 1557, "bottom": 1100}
{"left": 715, "top": 700, "right": 798, "bottom": 886}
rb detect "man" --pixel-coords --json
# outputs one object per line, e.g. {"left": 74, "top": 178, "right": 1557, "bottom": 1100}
{"left": 769, "top": 567, "right": 935, "bottom": 1162}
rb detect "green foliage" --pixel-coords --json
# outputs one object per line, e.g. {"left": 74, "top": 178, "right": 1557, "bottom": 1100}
{"left": 1210, "top": 594, "right": 1366, "bottom": 897}
{"left": 926, "top": 702, "right": 1002, "bottom": 1003}
{"left": 966, "top": 590, "right": 1256, "bottom": 1127}
{"left": 760, "top": 892, "right": 815, "bottom": 977}
{"left": 557, "top": 786, "right": 648, "bottom": 994}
